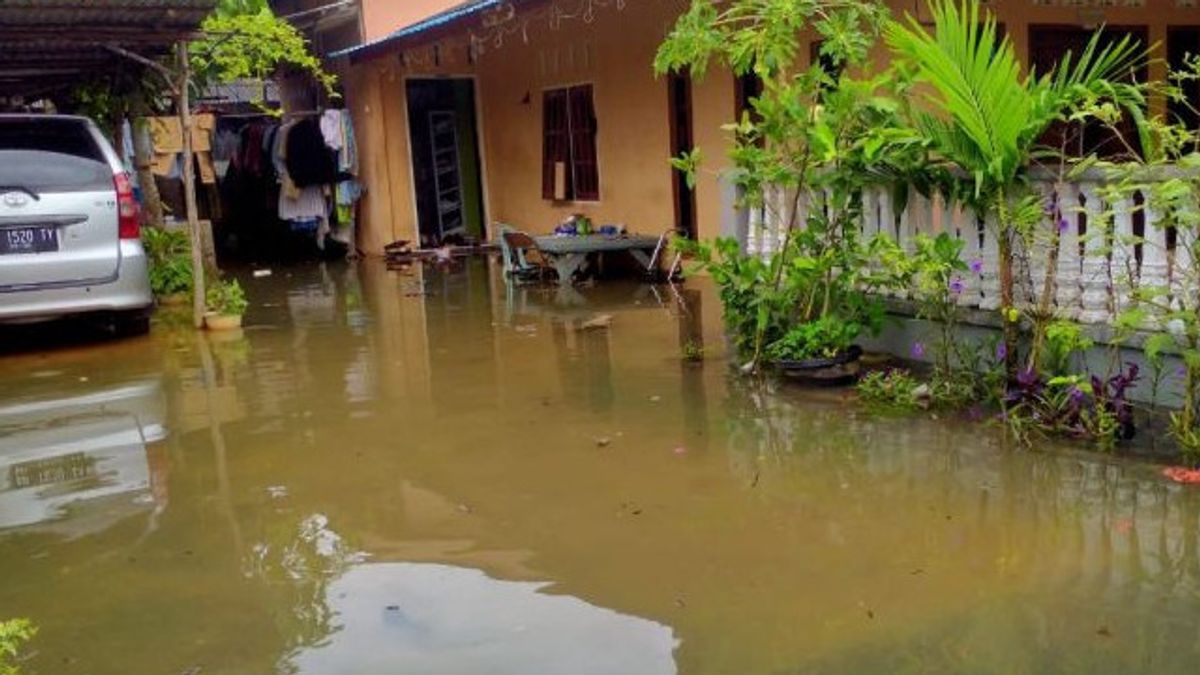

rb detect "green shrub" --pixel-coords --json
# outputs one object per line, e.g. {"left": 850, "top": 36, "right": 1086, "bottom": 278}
{"left": 0, "top": 619, "right": 35, "bottom": 675}
{"left": 142, "top": 227, "right": 193, "bottom": 297}
{"left": 765, "top": 315, "right": 866, "bottom": 361}
{"left": 206, "top": 278, "right": 248, "bottom": 316}
{"left": 857, "top": 369, "right": 924, "bottom": 411}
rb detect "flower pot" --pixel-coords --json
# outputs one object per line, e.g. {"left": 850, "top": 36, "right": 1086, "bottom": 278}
{"left": 777, "top": 345, "right": 863, "bottom": 386}
{"left": 204, "top": 312, "right": 243, "bottom": 331}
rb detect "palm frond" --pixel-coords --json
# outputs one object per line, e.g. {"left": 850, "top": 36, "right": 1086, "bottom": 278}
{"left": 885, "top": 0, "right": 1029, "bottom": 190}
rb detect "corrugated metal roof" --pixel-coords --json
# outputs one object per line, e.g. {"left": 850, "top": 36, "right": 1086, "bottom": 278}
{"left": 330, "top": 0, "right": 504, "bottom": 60}
{"left": 0, "top": 0, "right": 218, "bottom": 99}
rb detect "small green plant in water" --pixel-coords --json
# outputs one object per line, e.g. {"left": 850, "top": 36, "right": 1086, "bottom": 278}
{"left": 765, "top": 315, "right": 867, "bottom": 361}
{"left": 206, "top": 278, "right": 249, "bottom": 316}
{"left": 0, "top": 618, "right": 35, "bottom": 675}
{"left": 857, "top": 369, "right": 924, "bottom": 411}
{"left": 681, "top": 339, "right": 705, "bottom": 363}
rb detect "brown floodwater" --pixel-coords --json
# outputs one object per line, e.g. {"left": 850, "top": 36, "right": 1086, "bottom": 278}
{"left": 2, "top": 257, "right": 1199, "bottom": 675}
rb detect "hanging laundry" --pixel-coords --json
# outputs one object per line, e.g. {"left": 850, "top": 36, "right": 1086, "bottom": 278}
{"left": 320, "top": 109, "right": 343, "bottom": 151}
{"left": 278, "top": 184, "right": 327, "bottom": 222}
{"left": 338, "top": 111, "right": 358, "bottom": 174}
{"left": 285, "top": 117, "right": 338, "bottom": 188}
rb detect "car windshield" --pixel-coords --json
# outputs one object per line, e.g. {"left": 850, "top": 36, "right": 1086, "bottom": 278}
{"left": 0, "top": 119, "right": 112, "bottom": 193}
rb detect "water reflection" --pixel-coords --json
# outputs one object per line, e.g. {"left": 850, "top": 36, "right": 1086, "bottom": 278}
{"left": 0, "top": 257, "right": 1199, "bottom": 674}
{"left": 0, "top": 376, "right": 165, "bottom": 534}
{"left": 288, "top": 562, "right": 678, "bottom": 674}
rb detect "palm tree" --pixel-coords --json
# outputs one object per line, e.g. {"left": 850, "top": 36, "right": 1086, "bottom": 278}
{"left": 885, "top": 0, "right": 1146, "bottom": 373}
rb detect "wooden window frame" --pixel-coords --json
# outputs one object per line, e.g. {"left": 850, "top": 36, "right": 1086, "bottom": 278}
{"left": 542, "top": 83, "right": 600, "bottom": 202}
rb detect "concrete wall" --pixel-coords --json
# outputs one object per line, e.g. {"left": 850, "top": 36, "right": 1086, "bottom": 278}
{"left": 342, "top": 0, "right": 1199, "bottom": 255}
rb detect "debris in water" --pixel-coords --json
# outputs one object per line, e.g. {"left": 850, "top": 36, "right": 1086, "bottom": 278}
{"left": 1096, "top": 625, "right": 1112, "bottom": 637}
{"left": 580, "top": 314, "right": 613, "bottom": 330}
{"left": 912, "top": 383, "right": 931, "bottom": 409}
{"left": 1163, "top": 466, "right": 1200, "bottom": 484}
{"left": 595, "top": 437, "right": 612, "bottom": 447}
{"left": 457, "top": 503, "right": 473, "bottom": 514}
{"left": 266, "top": 485, "right": 288, "bottom": 499}
{"left": 649, "top": 395, "right": 662, "bottom": 403}
{"left": 673, "top": 446, "right": 687, "bottom": 455}
{"left": 253, "top": 269, "right": 272, "bottom": 278}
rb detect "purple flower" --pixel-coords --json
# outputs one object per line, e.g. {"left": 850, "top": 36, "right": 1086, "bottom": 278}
{"left": 1177, "top": 365, "right": 1188, "bottom": 379}
{"left": 1057, "top": 217, "right": 1070, "bottom": 233}
{"left": 1044, "top": 196, "right": 1057, "bottom": 215}
{"left": 949, "top": 276, "right": 965, "bottom": 295}
{"left": 1069, "top": 386, "right": 1086, "bottom": 405}
{"left": 969, "top": 258, "right": 983, "bottom": 274}
{"left": 911, "top": 341, "right": 926, "bottom": 359}
{"left": 995, "top": 341, "right": 1007, "bottom": 362}
{"left": 1016, "top": 367, "right": 1039, "bottom": 388}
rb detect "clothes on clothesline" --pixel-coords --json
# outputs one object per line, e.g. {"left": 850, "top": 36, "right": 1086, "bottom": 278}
{"left": 338, "top": 111, "right": 357, "bottom": 175}
{"left": 208, "top": 109, "right": 362, "bottom": 252}
{"left": 320, "top": 109, "right": 343, "bottom": 151}
{"left": 278, "top": 184, "right": 327, "bottom": 222}
{"left": 286, "top": 117, "right": 339, "bottom": 188}
{"left": 147, "top": 114, "right": 217, "bottom": 184}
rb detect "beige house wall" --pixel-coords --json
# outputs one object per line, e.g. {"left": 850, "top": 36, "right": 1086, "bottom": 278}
{"left": 344, "top": 0, "right": 1200, "bottom": 255}
{"left": 360, "top": 0, "right": 466, "bottom": 41}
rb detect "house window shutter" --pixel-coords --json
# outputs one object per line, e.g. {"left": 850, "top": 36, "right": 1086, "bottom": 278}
{"left": 542, "top": 84, "right": 599, "bottom": 201}
{"left": 542, "top": 89, "right": 570, "bottom": 200}
{"left": 567, "top": 85, "right": 599, "bottom": 200}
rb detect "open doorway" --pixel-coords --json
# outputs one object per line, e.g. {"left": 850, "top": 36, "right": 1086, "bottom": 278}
{"left": 667, "top": 71, "right": 697, "bottom": 239}
{"left": 405, "top": 78, "right": 486, "bottom": 247}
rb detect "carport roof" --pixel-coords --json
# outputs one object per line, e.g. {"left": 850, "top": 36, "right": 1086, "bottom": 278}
{"left": 0, "top": 0, "right": 218, "bottom": 98}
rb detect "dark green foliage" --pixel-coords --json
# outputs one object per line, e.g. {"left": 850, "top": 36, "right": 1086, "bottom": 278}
{"left": 142, "top": 227, "right": 193, "bottom": 297}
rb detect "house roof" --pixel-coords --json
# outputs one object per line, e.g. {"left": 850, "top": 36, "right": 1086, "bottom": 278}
{"left": 331, "top": 0, "right": 515, "bottom": 61}
{"left": 0, "top": 0, "right": 218, "bottom": 99}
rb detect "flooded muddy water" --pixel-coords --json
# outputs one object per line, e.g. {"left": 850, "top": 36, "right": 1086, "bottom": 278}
{"left": 1, "top": 258, "right": 1199, "bottom": 674}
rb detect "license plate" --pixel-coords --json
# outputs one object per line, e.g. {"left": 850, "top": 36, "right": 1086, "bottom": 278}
{"left": 0, "top": 226, "right": 58, "bottom": 254}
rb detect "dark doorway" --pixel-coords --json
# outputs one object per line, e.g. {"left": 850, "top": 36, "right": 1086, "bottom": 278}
{"left": 1029, "top": 25, "right": 1148, "bottom": 158}
{"left": 667, "top": 71, "right": 696, "bottom": 239}
{"left": 405, "top": 78, "right": 486, "bottom": 247}
{"left": 1168, "top": 27, "right": 1200, "bottom": 138}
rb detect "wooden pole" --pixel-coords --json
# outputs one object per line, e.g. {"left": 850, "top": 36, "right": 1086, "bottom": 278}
{"left": 177, "top": 40, "right": 206, "bottom": 329}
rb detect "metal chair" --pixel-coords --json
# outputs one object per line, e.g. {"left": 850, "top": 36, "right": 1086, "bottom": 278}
{"left": 645, "top": 228, "right": 686, "bottom": 282}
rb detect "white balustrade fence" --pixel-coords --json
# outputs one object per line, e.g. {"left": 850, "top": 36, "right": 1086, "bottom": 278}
{"left": 740, "top": 171, "right": 1197, "bottom": 327}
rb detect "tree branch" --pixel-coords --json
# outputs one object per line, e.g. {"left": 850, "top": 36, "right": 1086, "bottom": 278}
{"left": 105, "top": 43, "right": 178, "bottom": 94}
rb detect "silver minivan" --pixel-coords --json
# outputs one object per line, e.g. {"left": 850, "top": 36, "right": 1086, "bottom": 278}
{"left": 0, "top": 115, "right": 153, "bottom": 334}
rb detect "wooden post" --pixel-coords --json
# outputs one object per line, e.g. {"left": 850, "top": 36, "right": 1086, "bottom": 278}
{"left": 178, "top": 40, "right": 206, "bottom": 329}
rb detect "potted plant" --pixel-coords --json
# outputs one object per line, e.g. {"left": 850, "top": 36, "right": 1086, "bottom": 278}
{"left": 767, "top": 317, "right": 867, "bottom": 385}
{"left": 204, "top": 278, "right": 248, "bottom": 330}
